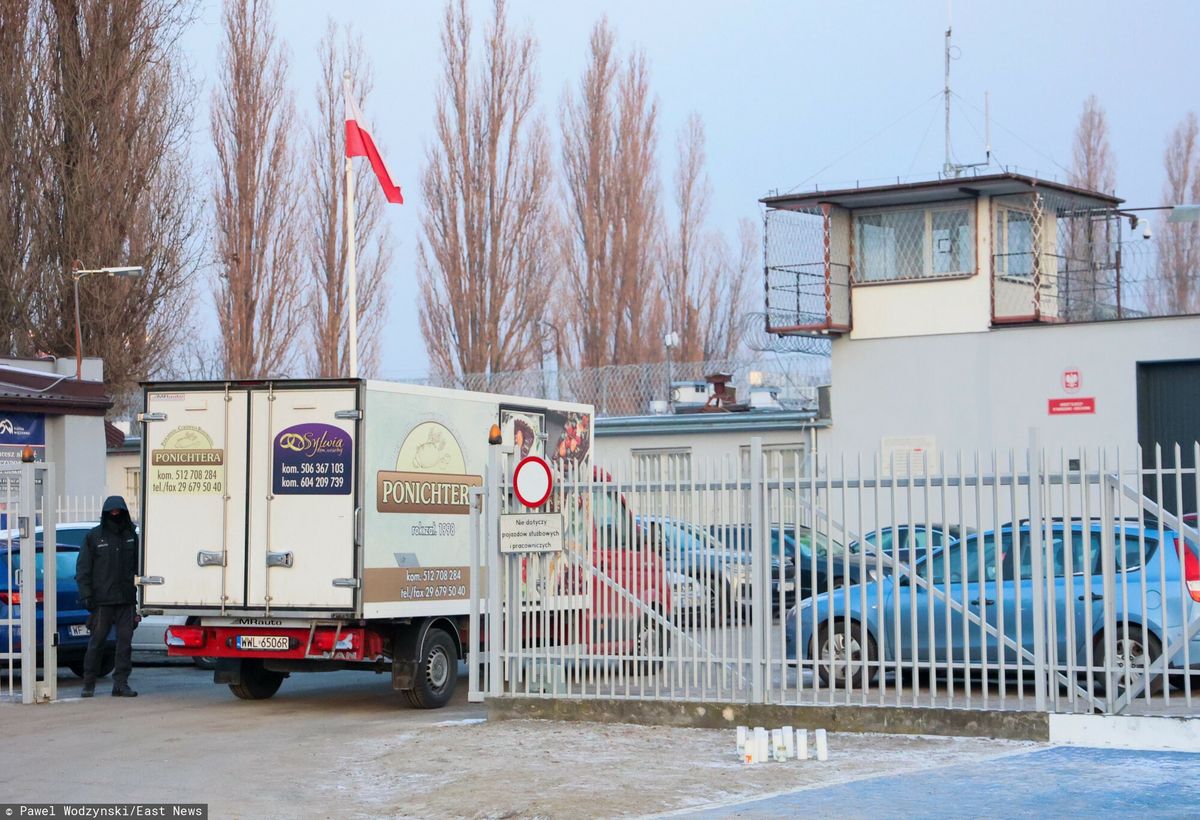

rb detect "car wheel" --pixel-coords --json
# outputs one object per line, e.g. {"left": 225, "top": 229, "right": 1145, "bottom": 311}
{"left": 813, "top": 621, "right": 877, "bottom": 688}
{"left": 1096, "top": 625, "right": 1164, "bottom": 696}
{"left": 228, "top": 660, "right": 285, "bottom": 700}
{"left": 67, "top": 649, "right": 115, "bottom": 679}
{"left": 404, "top": 629, "right": 457, "bottom": 709}
{"left": 629, "top": 612, "right": 670, "bottom": 675}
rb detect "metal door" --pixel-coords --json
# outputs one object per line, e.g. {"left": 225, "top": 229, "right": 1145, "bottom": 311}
{"left": 245, "top": 386, "right": 358, "bottom": 612}
{"left": 141, "top": 388, "right": 249, "bottom": 609}
{"left": 1137, "top": 359, "right": 1200, "bottom": 516}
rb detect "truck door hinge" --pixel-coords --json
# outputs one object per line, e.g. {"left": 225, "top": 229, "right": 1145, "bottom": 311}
{"left": 138, "top": 576, "right": 165, "bottom": 586}
{"left": 197, "top": 551, "right": 225, "bottom": 567}
{"left": 334, "top": 409, "right": 362, "bottom": 420}
{"left": 332, "top": 578, "right": 360, "bottom": 588}
{"left": 138, "top": 412, "right": 167, "bottom": 423}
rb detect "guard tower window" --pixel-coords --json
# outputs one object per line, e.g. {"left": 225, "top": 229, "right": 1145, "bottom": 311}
{"left": 854, "top": 204, "right": 975, "bottom": 282}
{"left": 994, "top": 206, "right": 1034, "bottom": 278}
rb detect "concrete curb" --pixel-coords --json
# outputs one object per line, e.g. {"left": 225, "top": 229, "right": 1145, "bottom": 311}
{"left": 487, "top": 698, "right": 1051, "bottom": 742}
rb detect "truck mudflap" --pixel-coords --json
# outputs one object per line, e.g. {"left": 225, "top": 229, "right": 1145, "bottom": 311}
{"left": 165, "top": 624, "right": 385, "bottom": 662}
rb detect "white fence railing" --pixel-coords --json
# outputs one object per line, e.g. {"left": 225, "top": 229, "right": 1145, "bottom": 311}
{"left": 475, "top": 441, "right": 1200, "bottom": 717}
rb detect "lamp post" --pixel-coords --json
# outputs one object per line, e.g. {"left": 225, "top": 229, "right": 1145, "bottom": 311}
{"left": 72, "top": 262, "right": 144, "bottom": 380}
{"left": 663, "top": 331, "right": 680, "bottom": 406}
{"left": 539, "top": 319, "right": 563, "bottom": 401}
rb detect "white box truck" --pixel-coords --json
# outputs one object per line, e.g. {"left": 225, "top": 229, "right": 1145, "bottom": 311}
{"left": 137, "top": 378, "right": 639, "bottom": 707}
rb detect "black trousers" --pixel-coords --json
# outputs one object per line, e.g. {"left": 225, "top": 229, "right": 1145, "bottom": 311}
{"left": 84, "top": 603, "right": 135, "bottom": 687}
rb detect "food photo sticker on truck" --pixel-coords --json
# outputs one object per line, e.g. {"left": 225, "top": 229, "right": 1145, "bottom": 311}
{"left": 272, "top": 422, "right": 353, "bottom": 495}
{"left": 149, "top": 425, "right": 225, "bottom": 494}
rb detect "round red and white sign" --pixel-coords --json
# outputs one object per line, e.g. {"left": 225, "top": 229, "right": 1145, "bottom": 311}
{"left": 513, "top": 456, "right": 553, "bottom": 508}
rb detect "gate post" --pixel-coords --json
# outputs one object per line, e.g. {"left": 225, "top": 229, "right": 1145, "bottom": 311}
{"left": 750, "top": 437, "right": 766, "bottom": 704}
{"left": 1027, "top": 429, "right": 1048, "bottom": 711}
{"left": 486, "top": 444, "right": 504, "bottom": 698}
{"left": 468, "top": 485, "right": 484, "bottom": 703}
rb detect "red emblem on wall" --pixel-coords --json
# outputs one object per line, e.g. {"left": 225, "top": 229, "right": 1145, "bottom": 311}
{"left": 1062, "top": 369, "right": 1081, "bottom": 393}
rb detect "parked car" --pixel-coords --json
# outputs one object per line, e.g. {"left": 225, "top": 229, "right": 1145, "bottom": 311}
{"left": 714, "top": 524, "right": 857, "bottom": 601}
{"left": 847, "top": 524, "right": 970, "bottom": 570}
{"left": 642, "top": 518, "right": 792, "bottom": 618}
{"left": 785, "top": 519, "right": 1200, "bottom": 689}
{"left": 0, "top": 541, "right": 116, "bottom": 678}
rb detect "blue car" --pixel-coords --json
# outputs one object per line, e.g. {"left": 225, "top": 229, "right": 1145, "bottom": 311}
{"left": 786, "top": 520, "right": 1200, "bottom": 689}
{"left": 0, "top": 542, "right": 116, "bottom": 678}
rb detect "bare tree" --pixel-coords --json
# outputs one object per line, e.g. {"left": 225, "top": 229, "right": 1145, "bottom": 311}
{"left": 417, "top": 0, "right": 554, "bottom": 383}
{"left": 1153, "top": 112, "right": 1200, "bottom": 314}
{"left": 0, "top": 1, "right": 200, "bottom": 409}
{"left": 698, "top": 218, "right": 756, "bottom": 361}
{"left": 211, "top": 0, "right": 305, "bottom": 379}
{"left": 560, "top": 18, "right": 665, "bottom": 370}
{"left": 661, "top": 114, "right": 751, "bottom": 362}
{"left": 304, "top": 20, "right": 391, "bottom": 377}
{"left": 1065, "top": 94, "right": 1117, "bottom": 319}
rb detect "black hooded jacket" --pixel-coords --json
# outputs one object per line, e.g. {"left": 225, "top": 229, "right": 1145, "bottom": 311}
{"left": 76, "top": 496, "right": 138, "bottom": 607}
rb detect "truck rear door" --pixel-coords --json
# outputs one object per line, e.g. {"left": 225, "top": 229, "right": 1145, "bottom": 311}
{"left": 141, "top": 387, "right": 250, "bottom": 609}
{"left": 245, "top": 385, "right": 358, "bottom": 611}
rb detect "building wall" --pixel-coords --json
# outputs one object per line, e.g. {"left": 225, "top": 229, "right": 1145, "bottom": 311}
{"left": 824, "top": 314, "right": 1200, "bottom": 459}
{"left": 105, "top": 450, "right": 140, "bottom": 504}
{"left": 596, "top": 424, "right": 818, "bottom": 474}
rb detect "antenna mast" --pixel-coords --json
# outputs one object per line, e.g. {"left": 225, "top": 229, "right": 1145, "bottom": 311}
{"left": 944, "top": 22, "right": 954, "bottom": 177}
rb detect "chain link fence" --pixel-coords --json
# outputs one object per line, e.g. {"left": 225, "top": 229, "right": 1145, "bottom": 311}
{"left": 398, "top": 356, "right": 831, "bottom": 418}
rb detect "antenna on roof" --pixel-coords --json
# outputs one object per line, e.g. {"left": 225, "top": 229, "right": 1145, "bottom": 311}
{"left": 942, "top": 5, "right": 990, "bottom": 178}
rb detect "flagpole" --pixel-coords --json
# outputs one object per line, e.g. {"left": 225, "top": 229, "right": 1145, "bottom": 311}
{"left": 344, "top": 73, "right": 359, "bottom": 380}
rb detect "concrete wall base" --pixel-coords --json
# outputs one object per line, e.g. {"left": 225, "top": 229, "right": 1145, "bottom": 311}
{"left": 487, "top": 697, "right": 1050, "bottom": 742}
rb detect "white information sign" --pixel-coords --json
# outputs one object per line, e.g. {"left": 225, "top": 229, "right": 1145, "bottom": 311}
{"left": 500, "top": 512, "right": 564, "bottom": 554}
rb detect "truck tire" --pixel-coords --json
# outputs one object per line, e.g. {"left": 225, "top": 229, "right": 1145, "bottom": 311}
{"left": 229, "top": 660, "right": 285, "bottom": 700}
{"left": 404, "top": 629, "right": 457, "bottom": 709}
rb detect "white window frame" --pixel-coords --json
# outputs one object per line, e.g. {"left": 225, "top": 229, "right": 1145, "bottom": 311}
{"left": 994, "top": 205, "right": 1035, "bottom": 280}
{"left": 854, "top": 203, "right": 976, "bottom": 283}
{"left": 632, "top": 447, "right": 692, "bottom": 484}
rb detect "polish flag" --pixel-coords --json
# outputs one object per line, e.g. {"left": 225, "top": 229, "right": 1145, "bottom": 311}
{"left": 344, "top": 82, "right": 403, "bottom": 204}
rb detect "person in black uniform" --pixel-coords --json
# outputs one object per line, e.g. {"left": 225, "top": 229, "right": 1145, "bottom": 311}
{"left": 75, "top": 496, "right": 139, "bottom": 697}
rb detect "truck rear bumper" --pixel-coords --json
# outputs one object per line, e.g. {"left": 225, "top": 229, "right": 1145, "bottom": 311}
{"left": 166, "top": 625, "right": 383, "bottom": 662}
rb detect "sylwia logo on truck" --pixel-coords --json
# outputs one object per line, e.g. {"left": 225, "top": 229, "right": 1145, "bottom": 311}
{"left": 377, "top": 422, "right": 482, "bottom": 514}
{"left": 273, "top": 423, "right": 352, "bottom": 495}
{"left": 150, "top": 426, "right": 224, "bottom": 494}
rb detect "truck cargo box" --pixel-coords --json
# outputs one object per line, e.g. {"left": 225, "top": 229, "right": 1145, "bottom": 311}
{"left": 139, "top": 379, "right": 593, "bottom": 619}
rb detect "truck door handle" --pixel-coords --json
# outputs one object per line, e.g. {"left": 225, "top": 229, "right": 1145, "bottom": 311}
{"left": 267, "top": 551, "right": 294, "bottom": 568}
{"left": 969, "top": 598, "right": 994, "bottom": 606}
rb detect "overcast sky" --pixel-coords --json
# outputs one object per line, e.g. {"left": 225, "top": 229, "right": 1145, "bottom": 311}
{"left": 177, "top": 0, "right": 1200, "bottom": 379}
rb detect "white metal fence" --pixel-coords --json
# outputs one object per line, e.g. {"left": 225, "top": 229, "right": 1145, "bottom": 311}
{"left": 472, "top": 440, "right": 1200, "bottom": 717}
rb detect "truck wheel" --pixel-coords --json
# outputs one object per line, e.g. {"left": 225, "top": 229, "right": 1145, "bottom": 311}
{"left": 405, "top": 629, "right": 457, "bottom": 709}
{"left": 229, "top": 660, "right": 285, "bottom": 700}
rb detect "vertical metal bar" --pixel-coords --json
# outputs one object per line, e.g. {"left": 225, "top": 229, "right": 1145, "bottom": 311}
{"left": 1029, "top": 430, "right": 1048, "bottom": 711}
{"left": 486, "top": 443, "right": 503, "bottom": 698}
{"left": 468, "top": 486, "right": 482, "bottom": 702}
{"left": 17, "top": 462, "right": 36, "bottom": 703}
{"left": 749, "top": 437, "right": 765, "bottom": 704}
{"left": 40, "top": 465, "right": 57, "bottom": 702}
{"left": 1100, "top": 450, "right": 1117, "bottom": 706}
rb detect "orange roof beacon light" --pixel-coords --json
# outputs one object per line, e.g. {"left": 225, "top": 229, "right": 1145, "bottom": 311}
{"left": 20, "top": 445, "right": 35, "bottom": 463}
{"left": 488, "top": 423, "right": 503, "bottom": 445}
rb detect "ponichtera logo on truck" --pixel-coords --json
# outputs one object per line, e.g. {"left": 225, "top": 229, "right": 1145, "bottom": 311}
{"left": 376, "top": 422, "right": 482, "bottom": 514}
{"left": 273, "top": 422, "right": 352, "bottom": 495}
{"left": 150, "top": 426, "right": 224, "bottom": 494}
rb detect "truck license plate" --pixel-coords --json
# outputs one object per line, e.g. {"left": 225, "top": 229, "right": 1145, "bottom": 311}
{"left": 237, "top": 635, "right": 290, "bottom": 651}
{"left": 69, "top": 624, "right": 90, "bottom": 637}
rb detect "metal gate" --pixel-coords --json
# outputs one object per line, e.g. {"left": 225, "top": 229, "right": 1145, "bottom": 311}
{"left": 1, "top": 462, "right": 59, "bottom": 703}
{"left": 471, "top": 438, "right": 1200, "bottom": 717}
